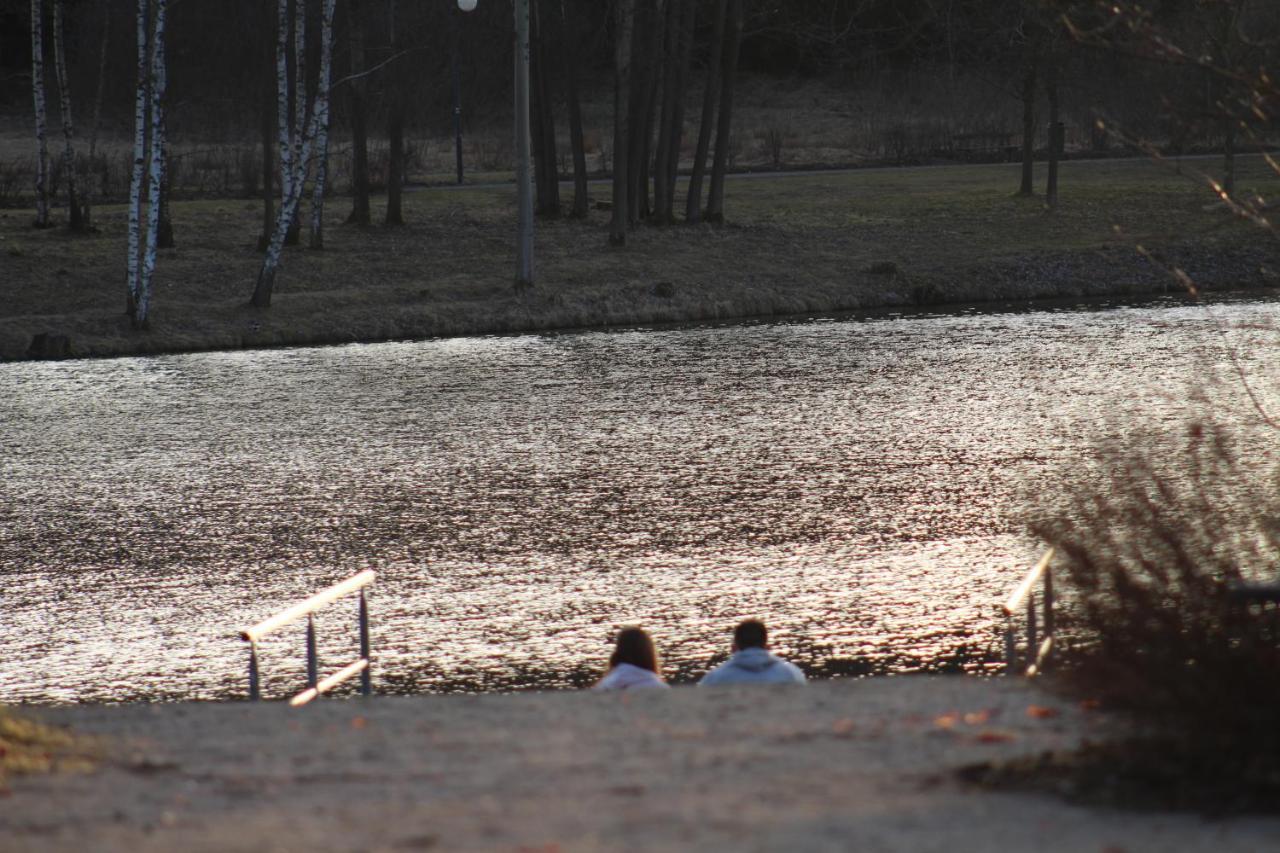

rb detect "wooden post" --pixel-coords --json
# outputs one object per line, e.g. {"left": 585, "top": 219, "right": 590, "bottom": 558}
{"left": 359, "top": 589, "right": 371, "bottom": 696}
{"left": 306, "top": 613, "right": 318, "bottom": 688}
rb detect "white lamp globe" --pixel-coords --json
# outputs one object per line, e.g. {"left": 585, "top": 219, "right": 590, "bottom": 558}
{"left": 458, "top": 0, "right": 477, "bottom": 11}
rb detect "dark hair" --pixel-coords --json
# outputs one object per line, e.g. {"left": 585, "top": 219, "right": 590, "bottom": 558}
{"left": 609, "top": 627, "right": 660, "bottom": 674}
{"left": 733, "top": 619, "right": 768, "bottom": 650}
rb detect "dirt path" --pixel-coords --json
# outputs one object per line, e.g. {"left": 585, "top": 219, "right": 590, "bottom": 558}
{"left": 3, "top": 677, "right": 1274, "bottom": 852}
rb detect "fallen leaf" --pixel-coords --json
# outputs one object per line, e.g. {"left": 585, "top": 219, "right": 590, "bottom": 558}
{"left": 934, "top": 712, "right": 961, "bottom": 730}
{"left": 350, "top": 716, "right": 367, "bottom": 730}
{"left": 831, "top": 718, "right": 856, "bottom": 737}
{"left": 1027, "top": 705, "right": 1060, "bottom": 719}
{"left": 963, "top": 709, "right": 993, "bottom": 725}
{"left": 975, "top": 730, "right": 1017, "bottom": 744}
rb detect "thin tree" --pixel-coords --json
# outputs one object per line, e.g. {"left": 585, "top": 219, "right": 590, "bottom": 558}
{"left": 704, "top": 0, "right": 742, "bottom": 223}
{"left": 1045, "top": 44, "right": 1060, "bottom": 209}
{"left": 51, "top": 0, "right": 82, "bottom": 231}
{"left": 125, "top": 0, "right": 150, "bottom": 318}
{"left": 530, "top": 0, "right": 560, "bottom": 217}
{"left": 84, "top": 0, "right": 111, "bottom": 231}
{"left": 560, "top": 0, "right": 589, "bottom": 218}
{"left": 685, "top": 0, "right": 726, "bottom": 224}
{"left": 310, "top": 0, "right": 338, "bottom": 248}
{"left": 1016, "top": 21, "right": 1043, "bottom": 197}
{"left": 384, "top": 0, "right": 405, "bottom": 226}
{"left": 346, "top": 0, "right": 371, "bottom": 225}
{"left": 30, "top": 0, "right": 50, "bottom": 228}
{"left": 610, "top": 0, "right": 635, "bottom": 245}
{"left": 252, "top": 0, "right": 338, "bottom": 308}
{"left": 125, "top": 0, "right": 167, "bottom": 329}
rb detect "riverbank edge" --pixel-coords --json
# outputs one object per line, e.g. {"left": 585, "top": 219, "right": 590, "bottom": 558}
{"left": 7, "top": 237, "right": 1278, "bottom": 362}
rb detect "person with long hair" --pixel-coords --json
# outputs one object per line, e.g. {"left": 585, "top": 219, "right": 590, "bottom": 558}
{"left": 593, "top": 626, "right": 669, "bottom": 691}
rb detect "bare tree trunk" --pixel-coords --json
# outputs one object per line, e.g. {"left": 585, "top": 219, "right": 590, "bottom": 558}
{"left": 1223, "top": 118, "right": 1236, "bottom": 197}
{"left": 633, "top": 0, "right": 664, "bottom": 223}
{"left": 1018, "top": 53, "right": 1038, "bottom": 197}
{"left": 51, "top": 0, "right": 82, "bottom": 231}
{"left": 346, "top": 0, "right": 371, "bottom": 225}
{"left": 560, "top": 0, "right": 588, "bottom": 218}
{"left": 136, "top": 0, "right": 168, "bottom": 329}
{"left": 126, "top": 0, "right": 149, "bottom": 316}
{"left": 31, "top": 0, "right": 51, "bottom": 228}
{"left": 705, "top": 0, "right": 741, "bottom": 223}
{"left": 384, "top": 0, "right": 404, "bottom": 226}
{"left": 653, "top": 0, "right": 681, "bottom": 225}
{"left": 285, "top": 0, "right": 306, "bottom": 245}
{"left": 1045, "top": 54, "right": 1060, "bottom": 209}
{"left": 309, "top": 0, "right": 337, "bottom": 248}
{"left": 253, "top": 0, "right": 336, "bottom": 307}
{"left": 84, "top": 0, "right": 110, "bottom": 230}
{"left": 530, "top": 0, "right": 560, "bottom": 217}
{"left": 609, "top": 0, "right": 634, "bottom": 245}
{"left": 657, "top": 0, "right": 695, "bottom": 224}
{"left": 685, "top": 0, "right": 726, "bottom": 224}
{"left": 259, "top": 94, "right": 274, "bottom": 251}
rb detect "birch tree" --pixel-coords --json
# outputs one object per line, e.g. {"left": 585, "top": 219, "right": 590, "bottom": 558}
{"left": 252, "top": 0, "right": 338, "bottom": 307}
{"left": 51, "top": 0, "right": 82, "bottom": 231}
{"left": 30, "top": 0, "right": 50, "bottom": 229}
{"left": 124, "top": 0, "right": 167, "bottom": 329}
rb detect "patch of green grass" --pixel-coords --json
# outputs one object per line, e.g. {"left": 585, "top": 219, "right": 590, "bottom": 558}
{"left": 2, "top": 156, "right": 1277, "bottom": 359}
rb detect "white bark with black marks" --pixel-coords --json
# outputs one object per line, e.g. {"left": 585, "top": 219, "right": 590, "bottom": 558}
{"left": 136, "top": 0, "right": 167, "bottom": 329}
{"left": 126, "top": 0, "right": 149, "bottom": 315}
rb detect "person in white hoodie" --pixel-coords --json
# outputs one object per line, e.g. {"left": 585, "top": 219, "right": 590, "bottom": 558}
{"left": 593, "top": 626, "right": 670, "bottom": 691}
{"left": 698, "top": 619, "right": 806, "bottom": 686}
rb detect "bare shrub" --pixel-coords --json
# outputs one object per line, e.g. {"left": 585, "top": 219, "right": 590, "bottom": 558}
{"left": 1032, "top": 420, "right": 1280, "bottom": 731}
{"left": 0, "top": 160, "right": 27, "bottom": 208}
{"left": 757, "top": 115, "right": 793, "bottom": 169}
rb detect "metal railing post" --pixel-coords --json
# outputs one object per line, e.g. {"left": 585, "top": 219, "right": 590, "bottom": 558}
{"left": 359, "top": 589, "right": 371, "bottom": 697}
{"left": 249, "top": 640, "right": 261, "bottom": 701}
{"left": 1004, "top": 621, "right": 1017, "bottom": 675}
{"left": 306, "top": 614, "right": 318, "bottom": 689}
{"left": 1026, "top": 594, "right": 1038, "bottom": 660}
{"left": 1043, "top": 564, "right": 1055, "bottom": 638}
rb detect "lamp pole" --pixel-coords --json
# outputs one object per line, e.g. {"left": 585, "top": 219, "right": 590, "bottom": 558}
{"left": 514, "top": 0, "right": 533, "bottom": 287}
{"left": 453, "top": 0, "right": 476, "bottom": 184}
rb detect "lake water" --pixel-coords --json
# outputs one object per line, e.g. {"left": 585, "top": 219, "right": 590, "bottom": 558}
{"left": 2, "top": 294, "right": 1278, "bottom": 703}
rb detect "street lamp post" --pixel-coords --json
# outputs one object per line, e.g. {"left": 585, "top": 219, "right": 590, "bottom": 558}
{"left": 453, "top": 0, "right": 476, "bottom": 185}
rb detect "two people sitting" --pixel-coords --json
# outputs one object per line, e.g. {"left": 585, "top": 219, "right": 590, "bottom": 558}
{"left": 593, "top": 619, "right": 806, "bottom": 691}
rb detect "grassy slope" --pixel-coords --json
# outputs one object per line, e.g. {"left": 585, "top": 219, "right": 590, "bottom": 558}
{"left": 2, "top": 155, "right": 1278, "bottom": 360}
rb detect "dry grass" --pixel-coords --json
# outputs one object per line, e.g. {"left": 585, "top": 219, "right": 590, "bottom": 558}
{"left": 2, "top": 155, "right": 1278, "bottom": 360}
{"left": 0, "top": 707, "right": 96, "bottom": 788}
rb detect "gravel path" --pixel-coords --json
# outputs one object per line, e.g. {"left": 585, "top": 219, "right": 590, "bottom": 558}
{"left": 5, "top": 677, "right": 1276, "bottom": 852}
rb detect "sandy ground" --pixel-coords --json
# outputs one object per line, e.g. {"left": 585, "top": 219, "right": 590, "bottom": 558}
{"left": 3, "top": 677, "right": 1276, "bottom": 852}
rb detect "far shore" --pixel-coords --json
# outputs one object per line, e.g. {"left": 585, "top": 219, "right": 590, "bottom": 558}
{"left": 6, "top": 677, "right": 1279, "bottom": 852}
{"left": 3, "top": 156, "right": 1278, "bottom": 362}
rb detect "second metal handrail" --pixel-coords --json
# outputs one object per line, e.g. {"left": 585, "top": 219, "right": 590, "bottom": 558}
{"left": 1001, "top": 549, "right": 1055, "bottom": 676}
{"left": 239, "top": 569, "right": 375, "bottom": 705}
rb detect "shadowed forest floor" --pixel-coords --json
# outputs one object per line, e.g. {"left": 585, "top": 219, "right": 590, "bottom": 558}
{"left": 3, "top": 155, "right": 1279, "bottom": 360}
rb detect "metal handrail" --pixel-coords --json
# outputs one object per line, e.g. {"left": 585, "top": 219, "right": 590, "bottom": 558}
{"left": 239, "top": 569, "right": 375, "bottom": 704}
{"left": 1001, "top": 549, "right": 1055, "bottom": 677}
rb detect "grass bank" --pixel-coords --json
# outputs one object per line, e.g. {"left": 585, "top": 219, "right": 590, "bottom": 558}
{"left": 3, "top": 156, "right": 1278, "bottom": 361}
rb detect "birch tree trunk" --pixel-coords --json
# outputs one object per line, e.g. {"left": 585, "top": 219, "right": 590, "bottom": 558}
{"left": 685, "top": 0, "right": 726, "bottom": 224}
{"left": 609, "top": 0, "right": 634, "bottom": 246}
{"left": 253, "top": 0, "right": 337, "bottom": 307}
{"left": 136, "top": 0, "right": 168, "bottom": 329}
{"left": 51, "top": 0, "right": 82, "bottom": 231}
{"left": 384, "top": 0, "right": 405, "bottom": 226}
{"left": 705, "top": 0, "right": 742, "bottom": 223}
{"left": 285, "top": 0, "right": 307, "bottom": 245}
{"left": 30, "top": 0, "right": 51, "bottom": 228}
{"left": 310, "top": 0, "right": 337, "bottom": 249}
{"left": 126, "top": 0, "right": 149, "bottom": 316}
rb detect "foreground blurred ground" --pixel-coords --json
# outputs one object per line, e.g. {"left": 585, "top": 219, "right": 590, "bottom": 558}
{"left": 4, "top": 677, "right": 1276, "bottom": 852}
{"left": 3, "top": 155, "right": 1279, "bottom": 361}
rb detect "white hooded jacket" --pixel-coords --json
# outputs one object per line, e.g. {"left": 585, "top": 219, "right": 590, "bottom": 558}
{"left": 592, "top": 662, "right": 669, "bottom": 691}
{"left": 698, "top": 647, "right": 806, "bottom": 686}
